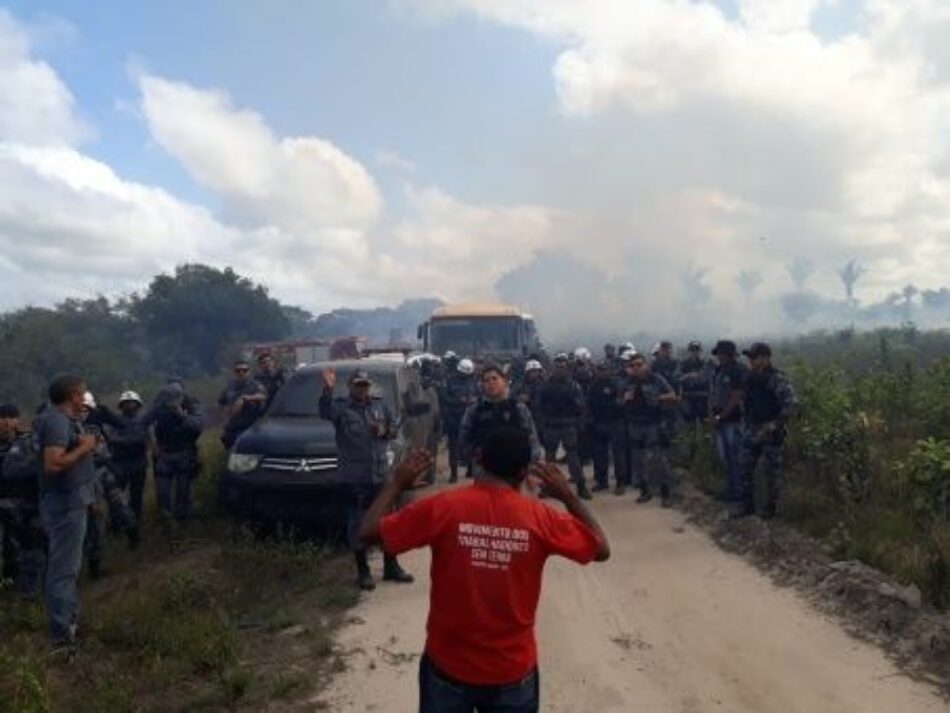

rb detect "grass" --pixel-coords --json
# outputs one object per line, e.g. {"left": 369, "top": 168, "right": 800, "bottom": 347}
{"left": 0, "top": 433, "right": 359, "bottom": 712}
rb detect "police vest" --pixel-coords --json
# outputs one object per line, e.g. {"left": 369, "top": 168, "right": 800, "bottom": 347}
{"left": 470, "top": 398, "right": 522, "bottom": 449}
{"left": 540, "top": 378, "right": 581, "bottom": 422}
{"left": 745, "top": 370, "right": 782, "bottom": 424}
{"left": 154, "top": 401, "right": 201, "bottom": 452}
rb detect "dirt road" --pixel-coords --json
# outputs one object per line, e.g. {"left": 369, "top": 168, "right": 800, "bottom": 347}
{"left": 318, "top": 487, "right": 945, "bottom": 712}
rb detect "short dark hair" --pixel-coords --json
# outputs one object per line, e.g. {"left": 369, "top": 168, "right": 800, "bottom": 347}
{"left": 480, "top": 426, "right": 532, "bottom": 484}
{"left": 481, "top": 363, "right": 506, "bottom": 380}
{"left": 629, "top": 353, "right": 647, "bottom": 365}
{"left": 48, "top": 374, "right": 84, "bottom": 406}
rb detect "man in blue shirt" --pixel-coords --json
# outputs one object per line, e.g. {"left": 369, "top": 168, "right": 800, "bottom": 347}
{"left": 35, "top": 374, "right": 99, "bottom": 650}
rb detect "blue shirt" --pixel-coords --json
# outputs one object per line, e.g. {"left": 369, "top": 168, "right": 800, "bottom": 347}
{"left": 35, "top": 408, "right": 96, "bottom": 510}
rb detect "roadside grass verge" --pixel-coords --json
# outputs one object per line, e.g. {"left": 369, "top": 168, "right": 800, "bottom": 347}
{"left": 0, "top": 434, "right": 359, "bottom": 712}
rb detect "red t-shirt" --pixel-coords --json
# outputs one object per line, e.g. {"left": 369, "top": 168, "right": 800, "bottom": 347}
{"left": 379, "top": 481, "right": 601, "bottom": 686}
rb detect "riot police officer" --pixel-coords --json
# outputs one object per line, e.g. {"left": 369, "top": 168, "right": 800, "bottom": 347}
{"left": 443, "top": 359, "right": 479, "bottom": 483}
{"left": 620, "top": 353, "right": 679, "bottom": 507}
{"left": 736, "top": 343, "right": 796, "bottom": 519}
{"left": 539, "top": 354, "right": 590, "bottom": 500}
{"left": 320, "top": 368, "right": 413, "bottom": 591}
{"left": 219, "top": 360, "right": 267, "bottom": 450}
{"left": 588, "top": 362, "right": 628, "bottom": 495}
{"left": 254, "top": 352, "right": 287, "bottom": 408}
{"left": 146, "top": 380, "right": 203, "bottom": 523}
{"left": 678, "top": 341, "right": 711, "bottom": 425}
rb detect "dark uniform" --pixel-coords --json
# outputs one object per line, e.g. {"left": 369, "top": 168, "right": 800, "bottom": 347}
{"left": 710, "top": 342, "right": 747, "bottom": 502}
{"left": 678, "top": 352, "right": 711, "bottom": 424}
{"left": 573, "top": 361, "right": 596, "bottom": 465}
{"left": 254, "top": 366, "right": 287, "bottom": 408}
{"left": 538, "top": 371, "right": 589, "bottom": 496}
{"left": 146, "top": 384, "right": 203, "bottom": 523}
{"left": 738, "top": 344, "right": 796, "bottom": 518}
{"left": 512, "top": 372, "right": 545, "bottom": 441}
{"left": 588, "top": 369, "right": 628, "bottom": 492}
{"left": 459, "top": 395, "right": 543, "bottom": 476}
{"left": 319, "top": 371, "right": 411, "bottom": 589}
{"left": 651, "top": 352, "right": 680, "bottom": 445}
{"left": 621, "top": 371, "right": 675, "bottom": 503}
{"left": 442, "top": 372, "right": 478, "bottom": 482}
{"left": 219, "top": 378, "right": 267, "bottom": 449}
{"left": 104, "top": 410, "right": 150, "bottom": 521}
{"left": 0, "top": 429, "right": 44, "bottom": 597}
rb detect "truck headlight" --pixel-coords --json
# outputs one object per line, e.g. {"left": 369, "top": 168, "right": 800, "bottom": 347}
{"left": 228, "top": 453, "right": 262, "bottom": 473}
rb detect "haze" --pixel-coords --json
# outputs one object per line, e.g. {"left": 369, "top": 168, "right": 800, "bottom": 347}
{"left": 0, "top": 0, "right": 948, "bottom": 341}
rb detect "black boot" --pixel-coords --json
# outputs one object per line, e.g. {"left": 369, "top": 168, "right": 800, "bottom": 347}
{"left": 660, "top": 485, "right": 673, "bottom": 509}
{"left": 355, "top": 551, "right": 375, "bottom": 591}
{"left": 614, "top": 484, "right": 627, "bottom": 496}
{"left": 382, "top": 555, "right": 414, "bottom": 584}
{"left": 635, "top": 488, "right": 653, "bottom": 504}
{"left": 576, "top": 481, "right": 592, "bottom": 501}
{"left": 592, "top": 482, "right": 609, "bottom": 493}
{"left": 731, "top": 499, "right": 756, "bottom": 520}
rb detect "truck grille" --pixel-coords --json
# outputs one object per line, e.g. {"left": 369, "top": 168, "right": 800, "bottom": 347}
{"left": 260, "top": 456, "right": 338, "bottom": 473}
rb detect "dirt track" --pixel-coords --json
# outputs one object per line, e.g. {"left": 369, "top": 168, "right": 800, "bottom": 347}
{"left": 317, "top": 484, "right": 945, "bottom": 712}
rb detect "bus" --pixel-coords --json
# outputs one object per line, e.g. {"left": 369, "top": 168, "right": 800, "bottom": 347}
{"left": 418, "top": 303, "right": 544, "bottom": 363}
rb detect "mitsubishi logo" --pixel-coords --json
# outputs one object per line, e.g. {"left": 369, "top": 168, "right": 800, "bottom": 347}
{"left": 294, "top": 459, "right": 311, "bottom": 473}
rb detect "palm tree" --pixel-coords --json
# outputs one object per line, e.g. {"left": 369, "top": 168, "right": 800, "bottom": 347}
{"left": 786, "top": 258, "right": 815, "bottom": 291}
{"left": 735, "top": 270, "right": 763, "bottom": 299}
{"left": 838, "top": 260, "right": 866, "bottom": 304}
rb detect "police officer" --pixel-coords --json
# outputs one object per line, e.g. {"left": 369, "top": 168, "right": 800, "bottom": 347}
{"left": 513, "top": 359, "right": 546, "bottom": 442}
{"left": 443, "top": 358, "right": 479, "bottom": 483}
{"left": 0, "top": 406, "right": 44, "bottom": 599}
{"left": 710, "top": 340, "right": 746, "bottom": 502}
{"left": 254, "top": 352, "right": 287, "bottom": 408}
{"left": 588, "top": 362, "right": 628, "bottom": 495}
{"left": 602, "top": 344, "right": 619, "bottom": 373}
{"left": 104, "top": 391, "right": 150, "bottom": 521}
{"left": 146, "top": 380, "right": 204, "bottom": 524}
{"left": 80, "top": 392, "right": 140, "bottom": 579}
{"left": 219, "top": 360, "right": 268, "bottom": 450}
{"left": 319, "top": 367, "right": 413, "bottom": 591}
{"left": 736, "top": 343, "right": 796, "bottom": 519}
{"left": 651, "top": 341, "right": 680, "bottom": 445}
{"left": 539, "top": 354, "right": 591, "bottom": 500}
{"left": 459, "top": 362, "right": 543, "bottom": 478}
{"left": 573, "top": 347, "right": 596, "bottom": 465}
{"left": 620, "top": 353, "right": 679, "bottom": 507}
{"left": 678, "top": 341, "right": 711, "bottom": 425}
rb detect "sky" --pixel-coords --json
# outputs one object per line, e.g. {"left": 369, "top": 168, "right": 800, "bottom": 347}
{"left": 0, "top": 0, "right": 948, "bottom": 335}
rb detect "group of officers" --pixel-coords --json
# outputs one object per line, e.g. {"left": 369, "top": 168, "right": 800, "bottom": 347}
{"left": 436, "top": 339, "right": 796, "bottom": 518}
{"left": 0, "top": 352, "right": 287, "bottom": 649}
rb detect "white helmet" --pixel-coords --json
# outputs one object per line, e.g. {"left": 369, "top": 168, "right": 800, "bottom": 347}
{"left": 118, "top": 390, "right": 143, "bottom": 406}
{"left": 82, "top": 391, "right": 97, "bottom": 410}
{"left": 525, "top": 360, "right": 543, "bottom": 372}
{"left": 443, "top": 350, "right": 458, "bottom": 361}
{"left": 620, "top": 342, "right": 636, "bottom": 355}
{"left": 573, "top": 347, "right": 592, "bottom": 362}
{"left": 651, "top": 343, "right": 662, "bottom": 356}
{"left": 619, "top": 349, "right": 638, "bottom": 362}
{"left": 457, "top": 358, "right": 475, "bottom": 375}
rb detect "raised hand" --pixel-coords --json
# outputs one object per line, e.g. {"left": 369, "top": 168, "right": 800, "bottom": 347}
{"left": 392, "top": 449, "right": 434, "bottom": 490}
{"left": 322, "top": 367, "right": 337, "bottom": 391}
{"left": 529, "top": 462, "right": 575, "bottom": 503}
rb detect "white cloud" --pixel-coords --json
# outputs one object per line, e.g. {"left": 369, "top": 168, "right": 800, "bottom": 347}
{"left": 0, "top": 8, "right": 88, "bottom": 146}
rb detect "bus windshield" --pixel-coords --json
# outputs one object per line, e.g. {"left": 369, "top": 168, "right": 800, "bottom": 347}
{"left": 429, "top": 317, "right": 522, "bottom": 356}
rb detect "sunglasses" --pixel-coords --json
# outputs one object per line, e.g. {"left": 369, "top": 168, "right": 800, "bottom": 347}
{"left": 235, "top": 367, "right": 249, "bottom": 374}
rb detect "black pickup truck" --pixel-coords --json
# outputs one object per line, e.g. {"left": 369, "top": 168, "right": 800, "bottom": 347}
{"left": 218, "top": 358, "right": 440, "bottom": 528}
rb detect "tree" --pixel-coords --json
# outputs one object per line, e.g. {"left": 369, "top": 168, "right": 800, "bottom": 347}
{"left": 130, "top": 264, "right": 291, "bottom": 375}
{"left": 786, "top": 258, "right": 815, "bottom": 291}
{"left": 901, "top": 284, "right": 919, "bottom": 323}
{"left": 838, "top": 260, "right": 866, "bottom": 304}
{"left": 735, "top": 270, "right": 763, "bottom": 299}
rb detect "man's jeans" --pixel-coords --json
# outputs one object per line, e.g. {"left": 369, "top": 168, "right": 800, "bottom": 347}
{"left": 419, "top": 654, "right": 539, "bottom": 713}
{"left": 41, "top": 502, "right": 87, "bottom": 643}
{"left": 714, "top": 421, "right": 743, "bottom": 501}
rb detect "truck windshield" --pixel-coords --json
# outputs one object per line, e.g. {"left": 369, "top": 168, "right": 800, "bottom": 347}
{"left": 429, "top": 318, "right": 521, "bottom": 356}
{"left": 269, "top": 370, "right": 398, "bottom": 416}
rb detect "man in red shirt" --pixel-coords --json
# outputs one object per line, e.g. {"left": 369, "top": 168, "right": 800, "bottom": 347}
{"left": 360, "top": 426, "right": 611, "bottom": 713}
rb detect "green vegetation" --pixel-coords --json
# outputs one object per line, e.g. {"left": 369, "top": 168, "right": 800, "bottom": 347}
{"left": 0, "top": 264, "right": 296, "bottom": 411}
{"left": 681, "top": 325, "right": 950, "bottom": 609}
{"left": 0, "top": 436, "right": 358, "bottom": 713}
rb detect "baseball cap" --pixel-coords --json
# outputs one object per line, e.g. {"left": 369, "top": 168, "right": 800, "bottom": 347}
{"left": 743, "top": 342, "right": 773, "bottom": 358}
{"left": 688, "top": 340, "right": 702, "bottom": 351}
{"left": 711, "top": 340, "right": 738, "bottom": 356}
